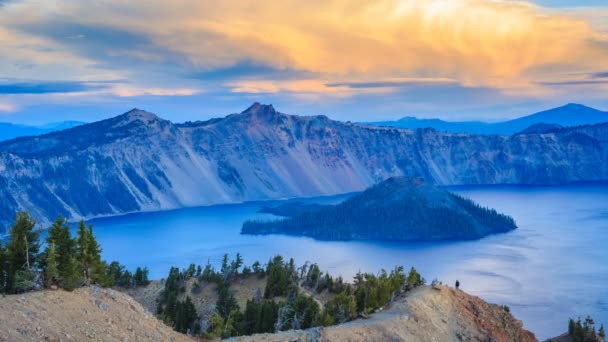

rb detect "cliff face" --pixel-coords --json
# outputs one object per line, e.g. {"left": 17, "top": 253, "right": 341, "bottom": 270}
{"left": 0, "top": 103, "right": 607, "bottom": 231}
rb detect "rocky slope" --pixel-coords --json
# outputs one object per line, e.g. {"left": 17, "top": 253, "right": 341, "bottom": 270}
{"left": 242, "top": 177, "right": 517, "bottom": 241}
{"left": 0, "top": 286, "right": 192, "bottom": 341}
{"left": 0, "top": 283, "right": 537, "bottom": 342}
{"left": 1, "top": 103, "right": 608, "bottom": 232}
{"left": 231, "top": 285, "right": 537, "bottom": 342}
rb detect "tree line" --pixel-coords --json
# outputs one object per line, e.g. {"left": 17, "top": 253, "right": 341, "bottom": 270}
{"left": 568, "top": 316, "right": 605, "bottom": 342}
{"left": 0, "top": 211, "right": 149, "bottom": 294}
{"left": 154, "top": 253, "right": 425, "bottom": 339}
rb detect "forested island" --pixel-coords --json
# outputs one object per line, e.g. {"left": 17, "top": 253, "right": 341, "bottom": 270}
{"left": 242, "top": 177, "right": 517, "bottom": 241}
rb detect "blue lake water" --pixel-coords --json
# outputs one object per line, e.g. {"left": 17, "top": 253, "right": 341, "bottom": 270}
{"left": 85, "top": 184, "right": 608, "bottom": 339}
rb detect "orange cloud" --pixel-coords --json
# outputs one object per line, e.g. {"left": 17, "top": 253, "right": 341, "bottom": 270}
{"left": 1, "top": 0, "right": 607, "bottom": 94}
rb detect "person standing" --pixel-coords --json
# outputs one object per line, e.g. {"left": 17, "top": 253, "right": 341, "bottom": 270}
{"left": 455, "top": 280, "right": 460, "bottom": 290}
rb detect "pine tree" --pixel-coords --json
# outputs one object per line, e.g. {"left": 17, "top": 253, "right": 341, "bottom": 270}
{"left": 0, "top": 241, "right": 6, "bottom": 293}
{"left": 6, "top": 212, "right": 40, "bottom": 293}
{"left": 47, "top": 216, "right": 81, "bottom": 290}
{"left": 44, "top": 241, "right": 59, "bottom": 287}
{"left": 231, "top": 253, "right": 244, "bottom": 274}
{"left": 599, "top": 324, "right": 606, "bottom": 341}
{"left": 134, "top": 266, "right": 150, "bottom": 286}
{"left": 76, "top": 220, "right": 90, "bottom": 283}
{"left": 85, "top": 225, "right": 104, "bottom": 284}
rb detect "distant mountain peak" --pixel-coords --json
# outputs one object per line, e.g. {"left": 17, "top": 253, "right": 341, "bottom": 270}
{"left": 241, "top": 102, "right": 277, "bottom": 116}
{"left": 234, "top": 102, "right": 285, "bottom": 125}
{"left": 116, "top": 108, "right": 162, "bottom": 125}
{"left": 563, "top": 103, "right": 586, "bottom": 109}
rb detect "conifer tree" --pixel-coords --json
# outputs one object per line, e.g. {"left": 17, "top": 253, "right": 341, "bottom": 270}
{"left": 76, "top": 220, "right": 90, "bottom": 283}
{"left": 85, "top": 224, "right": 104, "bottom": 284}
{"left": 0, "top": 241, "right": 6, "bottom": 293}
{"left": 47, "top": 216, "right": 80, "bottom": 290}
{"left": 44, "top": 241, "right": 59, "bottom": 287}
{"left": 6, "top": 212, "right": 40, "bottom": 293}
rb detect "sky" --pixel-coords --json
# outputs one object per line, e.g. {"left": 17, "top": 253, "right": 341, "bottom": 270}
{"left": 1, "top": 0, "right": 608, "bottom": 124}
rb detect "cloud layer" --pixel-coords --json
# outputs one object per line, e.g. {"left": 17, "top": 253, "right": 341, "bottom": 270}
{"left": 0, "top": 0, "right": 607, "bottom": 122}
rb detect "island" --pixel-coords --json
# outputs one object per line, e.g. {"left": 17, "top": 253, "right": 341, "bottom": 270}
{"left": 242, "top": 177, "right": 517, "bottom": 241}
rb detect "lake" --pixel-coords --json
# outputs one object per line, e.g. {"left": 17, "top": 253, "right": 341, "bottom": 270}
{"left": 86, "top": 183, "right": 608, "bottom": 339}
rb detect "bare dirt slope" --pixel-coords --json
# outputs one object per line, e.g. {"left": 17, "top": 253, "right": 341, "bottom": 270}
{"left": 231, "top": 285, "right": 537, "bottom": 342}
{"left": 0, "top": 286, "right": 193, "bottom": 342}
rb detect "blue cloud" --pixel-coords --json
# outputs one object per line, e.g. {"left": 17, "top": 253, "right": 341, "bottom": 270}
{"left": 188, "top": 61, "right": 316, "bottom": 81}
{"left": 326, "top": 79, "right": 457, "bottom": 89}
{"left": 0, "top": 81, "right": 108, "bottom": 94}
{"left": 593, "top": 72, "right": 608, "bottom": 79}
{"left": 14, "top": 21, "right": 183, "bottom": 72}
{"left": 538, "top": 80, "right": 608, "bottom": 86}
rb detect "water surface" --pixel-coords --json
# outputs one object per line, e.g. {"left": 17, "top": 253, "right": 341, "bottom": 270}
{"left": 87, "top": 184, "right": 608, "bottom": 339}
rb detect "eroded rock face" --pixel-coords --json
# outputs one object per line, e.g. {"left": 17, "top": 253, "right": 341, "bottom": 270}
{"left": 1, "top": 103, "right": 608, "bottom": 231}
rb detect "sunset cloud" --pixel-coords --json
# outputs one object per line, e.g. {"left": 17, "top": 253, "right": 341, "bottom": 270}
{"left": 0, "top": 0, "right": 607, "bottom": 122}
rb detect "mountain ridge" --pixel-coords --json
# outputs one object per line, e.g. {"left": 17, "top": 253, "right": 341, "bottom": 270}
{"left": 1, "top": 103, "right": 608, "bottom": 232}
{"left": 368, "top": 103, "right": 608, "bottom": 134}
{"left": 0, "top": 120, "right": 84, "bottom": 142}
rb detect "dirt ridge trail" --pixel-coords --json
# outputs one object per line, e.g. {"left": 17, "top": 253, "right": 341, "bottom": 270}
{"left": 230, "top": 285, "right": 537, "bottom": 342}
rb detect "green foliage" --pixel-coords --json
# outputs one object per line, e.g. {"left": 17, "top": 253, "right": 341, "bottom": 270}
{"left": 13, "top": 267, "right": 36, "bottom": 293}
{"left": 274, "top": 293, "right": 321, "bottom": 331}
{"left": 351, "top": 267, "right": 407, "bottom": 315}
{"left": 0, "top": 211, "right": 147, "bottom": 294}
{"left": 406, "top": 266, "right": 424, "bottom": 288}
{"left": 6, "top": 212, "right": 40, "bottom": 293}
{"left": 325, "top": 290, "right": 357, "bottom": 324}
{"left": 204, "top": 313, "right": 225, "bottom": 339}
{"left": 216, "top": 283, "right": 239, "bottom": 317}
{"left": 46, "top": 216, "right": 81, "bottom": 290}
{"left": 166, "top": 253, "right": 429, "bottom": 339}
{"left": 134, "top": 267, "right": 150, "bottom": 287}
{"left": 251, "top": 261, "right": 264, "bottom": 275}
{"left": 201, "top": 261, "right": 217, "bottom": 282}
{"left": 74, "top": 221, "right": 105, "bottom": 285}
{"left": 0, "top": 241, "right": 7, "bottom": 293}
{"left": 568, "top": 316, "right": 605, "bottom": 342}
{"left": 158, "top": 266, "right": 200, "bottom": 335}
{"left": 44, "top": 242, "right": 59, "bottom": 287}
{"left": 264, "top": 255, "right": 295, "bottom": 298}
{"left": 173, "top": 296, "right": 198, "bottom": 333}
